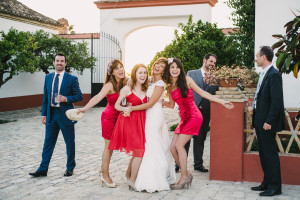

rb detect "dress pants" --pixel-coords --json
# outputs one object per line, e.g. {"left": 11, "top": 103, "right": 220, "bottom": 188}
{"left": 256, "top": 127, "right": 281, "bottom": 191}
{"left": 184, "top": 106, "right": 210, "bottom": 167}
{"left": 38, "top": 108, "right": 76, "bottom": 171}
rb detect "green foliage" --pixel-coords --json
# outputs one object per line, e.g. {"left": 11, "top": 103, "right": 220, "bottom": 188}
{"left": 272, "top": 13, "right": 300, "bottom": 78}
{"left": 149, "top": 16, "right": 240, "bottom": 72}
{"left": 0, "top": 29, "right": 38, "bottom": 88}
{"left": 0, "top": 119, "right": 17, "bottom": 124}
{"left": 251, "top": 135, "right": 300, "bottom": 154}
{"left": 225, "top": 0, "right": 255, "bottom": 69}
{"left": 170, "top": 123, "right": 178, "bottom": 131}
{"left": 0, "top": 28, "right": 96, "bottom": 88}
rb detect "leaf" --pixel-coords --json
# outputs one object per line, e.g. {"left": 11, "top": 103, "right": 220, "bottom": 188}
{"left": 293, "top": 62, "right": 299, "bottom": 78}
{"left": 271, "top": 40, "right": 284, "bottom": 49}
{"left": 283, "top": 55, "right": 292, "bottom": 72}
{"left": 272, "top": 34, "right": 284, "bottom": 39}
{"left": 276, "top": 53, "right": 288, "bottom": 69}
{"left": 284, "top": 21, "right": 294, "bottom": 33}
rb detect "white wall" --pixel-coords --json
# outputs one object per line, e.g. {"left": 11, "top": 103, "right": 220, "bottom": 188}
{"left": 100, "top": 4, "right": 212, "bottom": 61}
{"left": 0, "top": 18, "right": 91, "bottom": 98}
{"left": 0, "top": 17, "right": 58, "bottom": 33}
{"left": 255, "top": 0, "right": 300, "bottom": 108}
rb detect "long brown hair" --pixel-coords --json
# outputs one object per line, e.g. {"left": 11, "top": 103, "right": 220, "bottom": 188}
{"left": 164, "top": 58, "right": 189, "bottom": 98}
{"left": 104, "top": 59, "right": 126, "bottom": 94}
{"left": 130, "top": 64, "right": 148, "bottom": 92}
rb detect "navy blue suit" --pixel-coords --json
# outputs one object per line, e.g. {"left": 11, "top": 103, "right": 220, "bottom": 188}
{"left": 39, "top": 72, "right": 83, "bottom": 172}
{"left": 253, "top": 66, "right": 285, "bottom": 191}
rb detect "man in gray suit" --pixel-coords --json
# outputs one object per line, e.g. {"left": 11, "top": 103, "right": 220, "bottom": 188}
{"left": 176, "top": 54, "right": 218, "bottom": 173}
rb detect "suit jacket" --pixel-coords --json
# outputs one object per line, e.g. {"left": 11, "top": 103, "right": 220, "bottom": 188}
{"left": 41, "top": 72, "right": 83, "bottom": 126}
{"left": 253, "top": 66, "right": 285, "bottom": 132}
{"left": 187, "top": 69, "right": 219, "bottom": 109}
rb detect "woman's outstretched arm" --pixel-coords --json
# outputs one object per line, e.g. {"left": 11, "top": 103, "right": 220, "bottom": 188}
{"left": 187, "top": 76, "right": 234, "bottom": 109}
{"left": 78, "top": 82, "right": 112, "bottom": 113}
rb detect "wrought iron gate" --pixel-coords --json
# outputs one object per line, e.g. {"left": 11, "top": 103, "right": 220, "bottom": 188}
{"left": 91, "top": 32, "right": 122, "bottom": 106}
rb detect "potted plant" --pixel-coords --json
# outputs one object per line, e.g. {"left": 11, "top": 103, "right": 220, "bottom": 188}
{"left": 207, "top": 66, "right": 243, "bottom": 87}
{"left": 239, "top": 67, "right": 259, "bottom": 88}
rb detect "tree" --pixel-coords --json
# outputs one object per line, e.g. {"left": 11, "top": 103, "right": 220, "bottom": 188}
{"left": 0, "top": 29, "right": 38, "bottom": 88}
{"left": 32, "top": 30, "right": 96, "bottom": 74}
{"left": 149, "top": 15, "right": 240, "bottom": 72}
{"left": 225, "top": 0, "right": 255, "bottom": 68}
{"left": 0, "top": 28, "right": 96, "bottom": 88}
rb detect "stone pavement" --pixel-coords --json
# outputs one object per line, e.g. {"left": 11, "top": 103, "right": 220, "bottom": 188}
{"left": 0, "top": 107, "right": 300, "bottom": 200}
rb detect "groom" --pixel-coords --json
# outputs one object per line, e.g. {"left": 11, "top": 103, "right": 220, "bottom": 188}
{"left": 175, "top": 54, "right": 218, "bottom": 173}
{"left": 29, "top": 52, "right": 83, "bottom": 177}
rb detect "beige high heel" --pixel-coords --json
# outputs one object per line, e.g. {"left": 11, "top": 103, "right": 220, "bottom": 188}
{"left": 101, "top": 176, "right": 117, "bottom": 188}
{"left": 127, "top": 179, "right": 136, "bottom": 191}
{"left": 171, "top": 175, "right": 192, "bottom": 190}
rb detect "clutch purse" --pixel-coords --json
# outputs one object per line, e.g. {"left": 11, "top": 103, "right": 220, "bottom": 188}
{"left": 120, "top": 98, "right": 127, "bottom": 107}
{"left": 65, "top": 109, "right": 84, "bottom": 121}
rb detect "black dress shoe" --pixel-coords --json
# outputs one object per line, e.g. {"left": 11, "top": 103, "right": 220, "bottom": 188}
{"left": 175, "top": 164, "right": 180, "bottom": 173}
{"left": 29, "top": 170, "right": 47, "bottom": 177}
{"left": 64, "top": 169, "right": 73, "bottom": 176}
{"left": 259, "top": 189, "right": 281, "bottom": 196}
{"left": 194, "top": 165, "right": 209, "bottom": 172}
{"left": 251, "top": 184, "right": 268, "bottom": 191}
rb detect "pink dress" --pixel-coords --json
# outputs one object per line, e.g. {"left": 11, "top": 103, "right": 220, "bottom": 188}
{"left": 101, "top": 93, "right": 120, "bottom": 140}
{"left": 108, "top": 93, "right": 147, "bottom": 157}
{"left": 172, "top": 88, "right": 203, "bottom": 135}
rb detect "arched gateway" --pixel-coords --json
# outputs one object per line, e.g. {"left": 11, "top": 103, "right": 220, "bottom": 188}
{"left": 94, "top": 0, "right": 218, "bottom": 60}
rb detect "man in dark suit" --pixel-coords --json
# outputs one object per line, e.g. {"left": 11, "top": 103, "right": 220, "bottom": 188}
{"left": 251, "top": 46, "right": 285, "bottom": 196}
{"left": 29, "top": 52, "right": 83, "bottom": 177}
{"left": 175, "top": 54, "right": 218, "bottom": 173}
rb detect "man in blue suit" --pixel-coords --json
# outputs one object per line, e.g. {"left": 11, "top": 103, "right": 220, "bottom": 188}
{"left": 251, "top": 46, "right": 285, "bottom": 196}
{"left": 29, "top": 52, "right": 83, "bottom": 177}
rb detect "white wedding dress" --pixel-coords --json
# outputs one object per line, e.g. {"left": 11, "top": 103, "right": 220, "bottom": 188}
{"left": 135, "top": 80, "right": 176, "bottom": 193}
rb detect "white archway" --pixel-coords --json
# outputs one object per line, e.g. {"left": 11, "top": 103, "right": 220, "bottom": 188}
{"left": 95, "top": 0, "right": 216, "bottom": 63}
{"left": 125, "top": 25, "right": 181, "bottom": 72}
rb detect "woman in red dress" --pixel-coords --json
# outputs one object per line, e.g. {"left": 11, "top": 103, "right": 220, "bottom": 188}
{"left": 78, "top": 59, "right": 127, "bottom": 188}
{"left": 108, "top": 63, "right": 148, "bottom": 189}
{"left": 163, "top": 58, "right": 234, "bottom": 190}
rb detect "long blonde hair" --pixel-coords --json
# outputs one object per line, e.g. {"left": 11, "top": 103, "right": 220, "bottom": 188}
{"left": 104, "top": 59, "right": 126, "bottom": 94}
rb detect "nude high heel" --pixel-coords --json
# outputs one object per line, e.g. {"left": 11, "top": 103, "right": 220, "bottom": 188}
{"left": 171, "top": 175, "right": 192, "bottom": 190}
{"left": 127, "top": 179, "right": 137, "bottom": 191}
{"left": 101, "top": 176, "right": 117, "bottom": 188}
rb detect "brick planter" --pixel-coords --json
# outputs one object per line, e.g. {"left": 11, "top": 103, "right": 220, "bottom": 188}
{"left": 210, "top": 87, "right": 300, "bottom": 185}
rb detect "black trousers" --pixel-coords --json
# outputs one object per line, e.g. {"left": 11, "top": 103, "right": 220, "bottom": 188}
{"left": 184, "top": 106, "right": 210, "bottom": 167}
{"left": 255, "top": 127, "right": 281, "bottom": 191}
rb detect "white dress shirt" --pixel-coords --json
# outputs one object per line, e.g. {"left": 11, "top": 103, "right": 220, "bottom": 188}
{"left": 51, "top": 71, "right": 65, "bottom": 107}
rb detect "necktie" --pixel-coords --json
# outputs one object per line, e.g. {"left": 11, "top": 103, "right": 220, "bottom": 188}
{"left": 204, "top": 72, "right": 207, "bottom": 83}
{"left": 252, "top": 71, "right": 265, "bottom": 109}
{"left": 52, "top": 74, "right": 60, "bottom": 106}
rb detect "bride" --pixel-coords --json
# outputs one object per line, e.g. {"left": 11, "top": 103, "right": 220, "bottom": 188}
{"left": 128, "top": 57, "right": 176, "bottom": 192}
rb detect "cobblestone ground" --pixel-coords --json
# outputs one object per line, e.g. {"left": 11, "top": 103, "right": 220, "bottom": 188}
{"left": 0, "top": 107, "right": 299, "bottom": 200}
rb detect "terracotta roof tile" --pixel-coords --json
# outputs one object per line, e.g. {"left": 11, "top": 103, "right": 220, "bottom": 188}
{"left": 0, "top": 0, "right": 63, "bottom": 27}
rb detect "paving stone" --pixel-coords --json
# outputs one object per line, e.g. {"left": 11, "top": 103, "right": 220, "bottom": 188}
{"left": 0, "top": 107, "right": 300, "bottom": 200}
